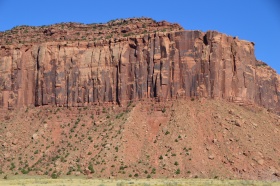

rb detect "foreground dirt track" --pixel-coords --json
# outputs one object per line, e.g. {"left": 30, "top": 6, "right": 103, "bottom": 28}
{"left": 0, "top": 99, "right": 279, "bottom": 181}
{"left": 0, "top": 178, "right": 279, "bottom": 186}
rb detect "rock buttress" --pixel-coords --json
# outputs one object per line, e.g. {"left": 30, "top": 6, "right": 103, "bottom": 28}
{"left": 0, "top": 30, "right": 279, "bottom": 112}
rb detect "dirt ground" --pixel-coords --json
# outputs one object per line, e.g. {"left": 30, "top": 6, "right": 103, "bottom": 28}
{"left": 0, "top": 98, "right": 279, "bottom": 181}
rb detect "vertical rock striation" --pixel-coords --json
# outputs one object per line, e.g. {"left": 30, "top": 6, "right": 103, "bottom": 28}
{"left": 0, "top": 23, "right": 279, "bottom": 112}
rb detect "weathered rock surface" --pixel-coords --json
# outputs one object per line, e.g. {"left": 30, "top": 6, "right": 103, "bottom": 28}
{"left": 0, "top": 18, "right": 279, "bottom": 113}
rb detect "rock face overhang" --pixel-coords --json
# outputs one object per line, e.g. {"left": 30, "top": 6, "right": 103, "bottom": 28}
{"left": 0, "top": 28, "right": 279, "bottom": 112}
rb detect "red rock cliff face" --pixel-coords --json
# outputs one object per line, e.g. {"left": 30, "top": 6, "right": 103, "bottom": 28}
{"left": 0, "top": 26, "right": 279, "bottom": 112}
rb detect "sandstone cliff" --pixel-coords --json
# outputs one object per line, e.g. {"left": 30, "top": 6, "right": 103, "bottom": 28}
{"left": 0, "top": 18, "right": 279, "bottom": 113}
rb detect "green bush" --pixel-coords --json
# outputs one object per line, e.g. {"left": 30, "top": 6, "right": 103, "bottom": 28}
{"left": 165, "top": 131, "right": 170, "bottom": 135}
{"left": 51, "top": 172, "right": 59, "bottom": 179}
{"left": 88, "top": 163, "right": 95, "bottom": 173}
{"left": 10, "top": 162, "right": 15, "bottom": 170}
{"left": 21, "top": 168, "right": 29, "bottom": 174}
{"left": 151, "top": 168, "right": 156, "bottom": 174}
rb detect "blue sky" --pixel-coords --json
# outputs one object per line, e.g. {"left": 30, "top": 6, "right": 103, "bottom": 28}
{"left": 0, "top": 0, "right": 279, "bottom": 73}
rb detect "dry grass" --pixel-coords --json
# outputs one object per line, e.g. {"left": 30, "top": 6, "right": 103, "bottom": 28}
{"left": 0, "top": 178, "right": 279, "bottom": 186}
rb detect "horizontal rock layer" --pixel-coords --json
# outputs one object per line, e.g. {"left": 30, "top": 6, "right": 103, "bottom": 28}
{"left": 0, "top": 30, "right": 279, "bottom": 112}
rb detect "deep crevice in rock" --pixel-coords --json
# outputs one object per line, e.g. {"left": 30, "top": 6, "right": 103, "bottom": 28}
{"left": 203, "top": 34, "right": 208, "bottom": 46}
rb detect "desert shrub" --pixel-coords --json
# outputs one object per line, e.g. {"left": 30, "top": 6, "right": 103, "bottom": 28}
{"left": 10, "top": 162, "right": 15, "bottom": 170}
{"left": 21, "top": 168, "right": 29, "bottom": 174}
{"left": 119, "top": 165, "right": 127, "bottom": 170}
{"left": 142, "top": 30, "right": 148, "bottom": 34}
{"left": 151, "top": 168, "right": 156, "bottom": 174}
{"left": 51, "top": 171, "right": 59, "bottom": 179}
{"left": 88, "top": 163, "right": 95, "bottom": 173}
{"left": 105, "top": 35, "right": 112, "bottom": 39}
{"left": 116, "top": 113, "right": 124, "bottom": 119}
{"left": 123, "top": 33, "right": 133, "bottom": 37}
{"left": 165, "top": 131, "right": 170, "bottom": 135}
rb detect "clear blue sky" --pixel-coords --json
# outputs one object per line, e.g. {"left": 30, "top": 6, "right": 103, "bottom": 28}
{"left": 0, "top": 0, "right": 279, "bottom": 73}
